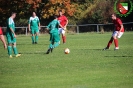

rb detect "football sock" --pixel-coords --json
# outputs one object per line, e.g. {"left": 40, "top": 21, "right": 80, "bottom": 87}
{"left": 59, "top": 34, "right": 61, "bottom": 40}
{"left": 7, "top": 46, "right": 12, "bottom": 55}
{"left": 107, "top": 38, "right": 113, "bottom": 48}
{"left": 49, "top": 43, "right": 53, "bottom": 49}
{"left": 114, "top": 39, "right": 118, "bottom": 47}
{"left": 53, "top": 42, "right": 59, "bottom": 48}
{"left": 13, "top": 46, "right": 18, "bottom": 55}
{"left": 62, "top": 35, "right": 66, "bottom": 43}
{"left": 31, "top": 36, "right": 35, "bottom": 43}
{"left": 35, "top": 35, "right": 38, "bottom": 43}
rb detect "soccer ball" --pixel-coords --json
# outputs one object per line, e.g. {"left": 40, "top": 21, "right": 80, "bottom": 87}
{"left": 64, "top": 48, "right": 70, "bottom": 54}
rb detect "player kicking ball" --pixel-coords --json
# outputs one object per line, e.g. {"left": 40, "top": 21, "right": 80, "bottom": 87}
{"left": 103, "top": 13, "right": 124, "bottom": 50}
{"left": 46, "top": 15, "right": 64, "bottom": 54}
{"left": 6, "top": 12, "right": 21, "bottom": 58}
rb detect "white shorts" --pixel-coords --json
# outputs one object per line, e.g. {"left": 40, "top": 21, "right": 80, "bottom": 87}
{"left": 112, "top": 31, "right": 124, "bottom": 38}
{"left": 58, "top": 28, "right": 65, "bottom": 34}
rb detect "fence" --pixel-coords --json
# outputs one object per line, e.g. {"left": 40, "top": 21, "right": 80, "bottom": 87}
{"left": 2, "top": 22, "right": 133, "bottom": 35}
{"left": 69, "top": 22, "right": 133, "bottom": 33}
{"left": 1, "top": 26, "right": 47, "bottom": 35}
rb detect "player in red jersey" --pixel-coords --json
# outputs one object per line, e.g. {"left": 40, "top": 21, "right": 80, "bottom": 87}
{"left": 58, "top": 10, "right": 68, "bottom": 44}
{"left": 103, "top": 13, "right": 124, "bottom": 50}
{"left": 0, "top": 27, "right": 7, "bottom": 49}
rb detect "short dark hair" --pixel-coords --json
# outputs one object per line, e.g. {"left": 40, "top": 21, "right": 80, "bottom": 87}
{"left": 53, "top": 15, "right": 58, "bottom": 19}
{"left": 11, "top": 12, "right": 16, "bottom": 15}
{"left": 58, "top": 10, "right": 62, "bottom": 12}
{"left": 111, "top": 13, "right": 117, "bottom": 17}
{"left": 33, "top": 11, "right": 36, "bottom": 13}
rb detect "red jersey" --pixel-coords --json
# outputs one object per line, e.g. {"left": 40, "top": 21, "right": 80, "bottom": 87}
{"left": 58, "top": 15, "right": 68, "bottom": 27}
{"left": 113, "top": 18, "right": 124, "bottom": 32}
{"left": 0, "top": 27, "right": 3, "bottom": 35}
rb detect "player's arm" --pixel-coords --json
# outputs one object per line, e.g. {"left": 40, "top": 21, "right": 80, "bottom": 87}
{"left": 46, "top": 23, "right": 51, "bottom": 34}
{"left": 119, "top": 24, "right": 123, "bottom": 32}
{"left": 0, "top": 35, "right": 7, "bottom": 49}
{"left": 65, "top": 19, "right": 68, "bottom": 27}
{"left": 37, "top": 17, "right": 41, "bottom": 30}
{"left": 9, "top": 27, "right": 16, "bottom": 37}
{"left": 8, "top": 20, "right": 16, "bottom": 37}
{"left": 57, "top": 20, "right": 63, "bottom": 29}
{"left": 8, "top": 19, "right": 15, "bottom": 36}
{"left": 117, "top": 24, "right": 123, "bottom": 36}
{"left": 118, "top": 19, "right": 124, "bottom": 35}
{"left": 28, "top": 24, "right": 31, "bottom": 31}
{"left": 28, "top": 18, "right": 31, "bottom": 31}
{"left": 59, "top": 24, "right": 63, "bottom": 29}
{"left": 0, "top": 28, "right": 7, "bottom": 49}
{"left": 64, "top": 17, "right": 68, "bottom": 30}
{"left": 38, "top": 22, "right": 40, "bottom": 30}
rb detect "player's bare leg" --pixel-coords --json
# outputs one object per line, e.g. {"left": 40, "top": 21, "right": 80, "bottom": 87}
{"left": 103, "top": 37, "right": 113, "bottom": 50}
{"left": 62, "top": 31, "right": 66, "bottom": 44}
{"left": 107, "top": 37, "right": 114, "bottom": 48}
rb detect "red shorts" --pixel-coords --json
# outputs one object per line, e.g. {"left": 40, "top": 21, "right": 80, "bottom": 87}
{"left": 0, "top": 27, "right": 3, "bottom": 35}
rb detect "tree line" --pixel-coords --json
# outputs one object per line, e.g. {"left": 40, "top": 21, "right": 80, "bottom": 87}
{"left": 0, "top": 0, "right": 133, "bottom": 27}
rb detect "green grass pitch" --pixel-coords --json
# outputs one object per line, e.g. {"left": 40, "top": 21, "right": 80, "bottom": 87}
{"left": 0, "top": 32, "right": 133, "bottom": 88}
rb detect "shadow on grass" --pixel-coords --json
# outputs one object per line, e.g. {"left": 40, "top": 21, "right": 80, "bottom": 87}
{"left": 105, "top": 56, "right": 133, "bottom": 57}
{"left": 82, "top": 49, "right": 110, "bottom": 51}
{"left": 0, "top": 52, "right": 46, "bottom": 58}
{"left": 21, "top": 52, "right": 45, "bottom": 55}
{"left": 0, "top": 55, "right": 8, "bottom": 58}
{"left": 17, "top": 43, "right": 48, "bottom": 45}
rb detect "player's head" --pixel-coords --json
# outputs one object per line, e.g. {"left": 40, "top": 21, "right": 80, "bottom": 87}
{"left": 58, "top": 10, "right": 63, "bottom": 16}
{"left": 11, "top": 12, "right": 16, "bottom": 19}
{"left": 32, "top": 12, "right": 36, "bottom": 17}
{"left": 111, "top": 13, "right": 117, "bottom": 20}
{"left": 53, "top": 15, "right": 58, "bottom": 19}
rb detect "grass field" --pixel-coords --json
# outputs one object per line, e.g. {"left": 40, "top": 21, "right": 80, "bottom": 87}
{"left": 0, "top": 32, "right": 133, "bottom": 88}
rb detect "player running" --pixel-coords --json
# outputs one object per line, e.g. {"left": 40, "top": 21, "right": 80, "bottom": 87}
{"left": 6, "top": 12, "right": 21, "bottom": 58}
{"left": 28, "top": 12, "right": 40, "bottom": 44}
{"left": 58, "top": 10, "right": 68, "bottom": 44}
{"left": 0, "top": 27, "right": 7, "bottom": 49}
{"left": 103, "top": 13, "right": 124, "bottom": 50}
{"left": 46, "top": 15, "right": 64, "bottom": 54}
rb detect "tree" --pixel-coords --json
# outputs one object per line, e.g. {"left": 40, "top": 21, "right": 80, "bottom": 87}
{"left": 0, "top": 0, "right": 27, "bottom": 26}
{"left": 0, "top": 0, "right": 132, "bottom": 27}
{"left": 41, "top": 0, "right": 75, "bottom": 19}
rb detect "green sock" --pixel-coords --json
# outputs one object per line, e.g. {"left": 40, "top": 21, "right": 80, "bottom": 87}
{"left": 31, "top": 36, "right": 34, "bottom": 43}
{"left": 35, "top": 36, "right": 38, "bottom": 42}
{"left": 7, "top": 46, "right": 12, "bottom": 55}
{"left": 53, "top": 42, "right": 59, "bottom": 48}
{"left": 49, "top": 43, "right": 53, "bottom": 49}
{"left": 13, "top": 46, "right": 18, "bottom": 55}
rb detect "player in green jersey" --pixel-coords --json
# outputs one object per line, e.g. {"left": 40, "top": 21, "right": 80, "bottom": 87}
{"left": 6, "top": 12, "right": 21, "bottom": 58}
{"left": 28, "top": 12, "right": 40, "bottom": 44}
{"left": 46, "top": 15, "right": 64, "bottom": 54}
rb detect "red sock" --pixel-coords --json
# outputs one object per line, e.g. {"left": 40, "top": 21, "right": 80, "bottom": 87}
{"left": 62, "top": 35, "right": 66, "bottom": 43}
{"left": 107, "top": 38, "right": 113, "bottom": 48}
{"left": 114, "top": 39, "right": 118, "bottom": 47}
